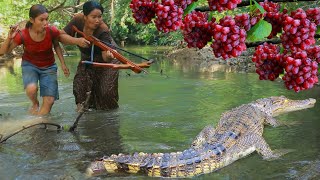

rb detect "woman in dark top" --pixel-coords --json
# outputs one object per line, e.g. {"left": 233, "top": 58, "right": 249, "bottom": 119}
{"left": 60, "top": 1, "right": 120, "bottom": 111}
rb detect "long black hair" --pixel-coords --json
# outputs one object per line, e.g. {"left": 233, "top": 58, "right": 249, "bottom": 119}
{"left": 83, "top": 1, "right": 104, "bottom": 16}
{"left": 26, "top": 4, "right": 48, "bottom": 28}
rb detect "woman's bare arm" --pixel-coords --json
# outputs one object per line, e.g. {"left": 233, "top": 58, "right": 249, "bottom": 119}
{"left": 58, "top": 30, "right": 89, "bottom": 48}
{"left": 52, "top": 38, "right": 70, "bottom": 77}
{"left": 0, "top": 26, "right": 19, "bottom": 56}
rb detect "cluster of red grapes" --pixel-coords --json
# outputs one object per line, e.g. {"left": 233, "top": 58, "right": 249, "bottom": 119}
{"left": 281, "top": 8, "right": 317, "bottom": 52}
{"left": 234, "top": 13, "right": 251, "bottom": 31}
{"left": 130, "top": 0, "right": 156, "bottom": 24}
{"left": 306, "top": 46, "right": 320, "bottom": 63}
{"left": 207, "top": 0, "right": 242, "bottom": 12}
{"left": 129, "top": 0, "right": 320, "bottom": 92}
{"left": 182, "top": 11, "right": 214, "bottom": 49}
{"left": 234, "top": 11, "right": 265, "bottom": 32}
{"left": 249, "top": 2, "right": 320, "bottom": 92}
{"left": 174, "top": 0, "right": 197, "bottom": 10}
{"left": 259, "top": 0, "right": 287, "bottom": 39}
{"left": 306, "top": 7, "right": 320, "bottom": 25}
{"left": 252, "top": 43, "right": 283, "bottom": 81}
{"left": 282, "top": 51, "right": 318, "bottom": 92}
{"left": 259, "top": 0, "right": 279, "bottom": 13}
{"left": 154, "top": 0, "right": 184, "bottom": 33}
{"left": 211, "top": 16, "right": 247, "bottom": 59}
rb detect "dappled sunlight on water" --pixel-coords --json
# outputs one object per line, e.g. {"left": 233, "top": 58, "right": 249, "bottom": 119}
{"left": 0, "top": 46, "right": 320, "bottom": 179}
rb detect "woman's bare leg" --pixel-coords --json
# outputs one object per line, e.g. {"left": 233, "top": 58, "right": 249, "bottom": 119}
{"left": 37, "top": 96, "right": 54, "bottom": 115}
{"left": 25, "top": 83, "right": 39, "bottom": 114}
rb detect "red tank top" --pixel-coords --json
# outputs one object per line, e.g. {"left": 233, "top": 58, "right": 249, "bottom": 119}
{"left": 13, "top": 26, "right": 60, "bottom": 67}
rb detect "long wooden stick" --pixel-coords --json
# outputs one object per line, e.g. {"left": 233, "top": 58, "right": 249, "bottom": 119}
{"left": 0, "top": 122, "right": 62, "bottom": 143}
{"left": 69, "top": 91, "right": 91, "bottom": 132}
{"left": 72, "top": 26, "right": 147, "bottom": 74}
{"left": 81, "top": 60, "right": 153, "bottom": 69}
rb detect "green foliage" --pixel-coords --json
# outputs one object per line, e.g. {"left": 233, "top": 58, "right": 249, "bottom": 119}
{"left": 46, "top": 0, "right": 81, "bottom": 29}
{"left": 247, "top": 20, "right": 272, "bottom": 42}
{"left": 0, "top": 0, "right": 77, "bottom": 29}
{"left": 251, "top": 0, "right": 265, "bottom": 14}
{"left": 279, "top": 46, "right": 285, "bottom": 54}
{"left": 0, "top": 1, "right": 30, "bottom": 26}
{"left": 183, "top": 0, "right": 205, "bottom": 16}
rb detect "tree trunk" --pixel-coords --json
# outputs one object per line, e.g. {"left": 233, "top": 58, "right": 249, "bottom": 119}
{"left": 75, "top": 0, "right": 80, "bottom": 13}
{"left": 110, "top": 0, "right": 114, "bottom": 31}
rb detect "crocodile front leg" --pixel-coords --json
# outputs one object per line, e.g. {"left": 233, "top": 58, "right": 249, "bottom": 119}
{"left": 264, "top": 114, "right": 299, "bottom": 127}
{"left": 264, "top": 115, "right": 280, "bottom": 127}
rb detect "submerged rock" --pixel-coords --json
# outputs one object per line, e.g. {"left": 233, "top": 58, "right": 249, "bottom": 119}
{"left": 292, "top": 159, "right": 320, "bottom": 180}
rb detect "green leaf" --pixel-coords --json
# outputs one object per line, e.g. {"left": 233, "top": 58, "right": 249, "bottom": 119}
{"left": 247, "top": 20, "right": 272, "bottom": 41}
{"left": 208, "top": 11, "right": 215, "bottom": 22}
{"left": 63, "top": 124, "right": 70, "bottom": 131}
{"left": 280, "top": 4, "right": 284, "bottom": 13}
{"left": 279, "top": 73, "right": 284, "bottom": 78}
{"left": 253, "top": 0, "right": 265, "bottom": 14}
{"left": 316, "top": 26, "right": 320, "bottom": 35}
{"left": 280, "top": 46, "right": 285, "bottom": 54}
{"left": 183, "top": 2, "right": 199, "bottom": 16}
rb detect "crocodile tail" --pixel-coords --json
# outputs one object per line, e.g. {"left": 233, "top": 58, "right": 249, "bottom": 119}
{"left": 86, "top": 152, "right": 153, "bottom": 176}
{"left": 87, "top": 148, "right": 219, "bottom": 177}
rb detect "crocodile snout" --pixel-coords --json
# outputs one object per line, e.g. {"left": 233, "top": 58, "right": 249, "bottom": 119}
{"left": 308, "top": 98, "right": 316, "bottom": 104}
{"left": 305, "top": 98, "right": 316, "bottom": 107}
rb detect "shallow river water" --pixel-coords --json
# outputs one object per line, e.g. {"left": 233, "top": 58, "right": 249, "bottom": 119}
{"left": 0, "top": 46, "right": 319, "bottom": 179}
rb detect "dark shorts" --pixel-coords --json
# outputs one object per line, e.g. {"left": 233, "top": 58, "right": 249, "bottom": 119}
{"left": 21, "top": 60, "right": 59, "bottom": 100}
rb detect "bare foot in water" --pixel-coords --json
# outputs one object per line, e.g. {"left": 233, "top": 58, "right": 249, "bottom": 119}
{"left": 29, "top": 102, "right": 39, "bottom": 115}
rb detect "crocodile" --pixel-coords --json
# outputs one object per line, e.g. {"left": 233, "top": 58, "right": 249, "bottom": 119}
{"left": 86, "top": 96, "right": 316, "bottom": 178}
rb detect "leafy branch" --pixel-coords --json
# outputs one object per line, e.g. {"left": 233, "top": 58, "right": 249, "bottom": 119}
{"left": 194, "top": 0, "right": 318, "bottom": 12}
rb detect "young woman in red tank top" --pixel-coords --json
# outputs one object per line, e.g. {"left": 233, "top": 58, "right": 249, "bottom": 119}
{"left": 0, "top": 4, "right": 89, "bottom": 115}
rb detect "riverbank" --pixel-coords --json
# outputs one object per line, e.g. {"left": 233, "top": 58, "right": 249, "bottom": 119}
{"left": 167, "top": 45, "right": 256, "bottom": 73}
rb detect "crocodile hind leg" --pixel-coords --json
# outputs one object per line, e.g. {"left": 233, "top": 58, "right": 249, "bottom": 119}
{"left": 253, "top": 133, "right": 293, "bottom": 160}
{"left": 191, "top": 125, "right": 215, "bottom": 149}
{"left": 237, "top": 133, "right": 289, "bottom": 160}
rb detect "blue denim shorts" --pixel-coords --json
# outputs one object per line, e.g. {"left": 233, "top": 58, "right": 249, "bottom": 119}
{"left": 21, "top": 60, "right": 59, "bottom": 100}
